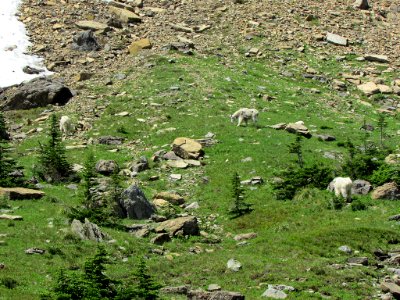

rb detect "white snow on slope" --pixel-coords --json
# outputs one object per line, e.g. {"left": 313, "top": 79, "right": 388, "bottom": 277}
{"left": 0, "top": 0, "right": 51, "bottom": 88}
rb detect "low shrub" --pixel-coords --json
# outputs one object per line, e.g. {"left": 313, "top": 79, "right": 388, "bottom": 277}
{"left": 351, "top": 199, "right": 368, "bottom": 211}
{"left": 370, "top": 164, "right": 400, "bottom": 186}
{"left": 272, "top": 163, "right": 334, "bottom": 200}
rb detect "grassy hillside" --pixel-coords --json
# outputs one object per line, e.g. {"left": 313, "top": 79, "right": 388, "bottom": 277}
{"left": 1, "top": 49, "right": 400, "bottom": 299}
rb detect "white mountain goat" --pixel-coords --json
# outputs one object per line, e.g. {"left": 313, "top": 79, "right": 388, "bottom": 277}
{"left": 230, "top": 108, "right": 259, "bottom": 127}
{"left": 327, "top": 177, "right": 353, "bottom": 202}
{"left": 59, "top": 116, "right": 74, "bottom": 137}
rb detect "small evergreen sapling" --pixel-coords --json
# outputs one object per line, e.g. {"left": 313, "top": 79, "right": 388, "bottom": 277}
{"left": 229, "top": 172, "right": 252, "bottom": 218}
{"left": 82, "top": 152, "right": 96, "bottom": 209}
{"left": 0, "top": 112, "right": 10, "bottom": 141}
{"left": 288, "top": 135, "right": 304, "bottom": 168}
{"left": 129, "top": 257, "right": 162, "bottom": 300}
{"left": 377, "top": 113, "right": 388, "bottom": 148}
{"left": 37, "top": 114, "right": 71, "bottom": 182}
{"left": 0, "top": 113, "right": 25, "bottom": 187}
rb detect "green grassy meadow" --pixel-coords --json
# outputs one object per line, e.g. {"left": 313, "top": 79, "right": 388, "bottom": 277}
{"left": 1, "top": 50, "right": 400, "bottom": 299}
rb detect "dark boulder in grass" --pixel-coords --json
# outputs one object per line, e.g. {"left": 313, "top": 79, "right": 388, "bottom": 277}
{"left": 0, "top": 77, "right": 73, "bottom": 110}
{"left": 116, "top": 185, "right": 156, "bottom": 219}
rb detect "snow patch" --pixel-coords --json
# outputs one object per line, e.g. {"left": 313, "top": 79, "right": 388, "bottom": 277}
{"left": 0, "top": 0, "right": 51, "bottom": 88}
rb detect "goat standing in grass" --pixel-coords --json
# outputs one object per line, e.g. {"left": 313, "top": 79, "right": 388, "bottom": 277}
{"left": 230, "top": 108, "right": 259, "bottom": 127}
{"left": 59, "top": 116, "right": 74, "bottom": 138}
{"left": 327, "top": 177, "right": 353, "bottom": 202}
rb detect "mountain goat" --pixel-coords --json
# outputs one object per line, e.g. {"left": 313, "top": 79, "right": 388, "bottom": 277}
{"left": 230, "top": 108, "right": 259, "bottom": 127}
{"left": 327, "top": 177, "right": 353, "bottom": 202}
{"left": 59, "top": 116, "right": 74, "bottom": 137}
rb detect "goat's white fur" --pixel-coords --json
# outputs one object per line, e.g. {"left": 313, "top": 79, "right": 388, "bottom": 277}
{"left": 230, "top": 108, "right": 259, "bottom": 126}
{"left": 59, "top": 116, "right": 73, "bottom": 137}
{"left": 327, "top": 177, "right": 353, "bottom": 202}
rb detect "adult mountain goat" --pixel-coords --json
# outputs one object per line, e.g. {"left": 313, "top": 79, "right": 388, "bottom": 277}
{"left": 59, "top": 116, "right": 73, "bottom": 137}
{"left": 327, "top": 177, "right": 353, "bottom": 202}
{"left": 230, "top": 108, "right": 259, "bottom": 127}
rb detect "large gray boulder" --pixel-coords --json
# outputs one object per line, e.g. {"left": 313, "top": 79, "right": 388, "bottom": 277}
{"left": 352, "top": 179, "right": 372, "bottom": 195}
{"left": 116, "top": 185, "right": 156, "bottom": 219}
{"left": 1, "top": 78, "right": 73, "bottom": 110}
{"left": 71, "top": 218, "right": 109, "bottom": 242}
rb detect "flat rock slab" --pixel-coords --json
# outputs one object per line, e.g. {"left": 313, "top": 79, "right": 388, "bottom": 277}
{"left": 0, "top": 187, "right": 45, "bottom": 200}
{"left": 109, "top": 6, "right": 141, "bottom": 23}
{"left": 0, "top": 214, "right": 23, "bottom": 220}
{"left": 25, "top": 248, "right": 45, "bottom": 255}
{"left": 75, "top": 21, "right": 109, "bottom": 31}
{"left": 357, "top": 82, "right": 380, "bottom": 96}
{"left": 262, "top": 288, "right": 287, "bottom": 298}
{"left": 285, "top": 123, "right": 312, "bottom": 138}
{"left": 326, "top": 32, "right": 348, "bottom": 46}
{"left": 234, "top": 232, "right": 258, "bottom": 241}
{"left": 364, "top": 54, "right": 389, "bottom": 63}
{"left": 381, "top": 282, "right": 400, "bottom": 298}
{"left": 166, "top": 160, "right": 189, "bottom": 169}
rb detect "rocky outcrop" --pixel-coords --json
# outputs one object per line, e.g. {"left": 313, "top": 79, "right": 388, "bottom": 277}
{"left": 116, "top": 185, "right": 156, "bottom": 219}
{"left": 172, "top": 137, "right": 204, "bottom": 159}
{"left": 71, "top": 218, "right": 109, "bottom": 242}
{"left": 155, "top": 216, "right": 199, "bottom": 237}
{"left": 372, "top": 182, "right": 400, "bottom": 200}
{"left": 0, "top": 78, "right": 73, "bottom": 110}
{"left": 95, "top": 160, "right": 119, "bottom": 175}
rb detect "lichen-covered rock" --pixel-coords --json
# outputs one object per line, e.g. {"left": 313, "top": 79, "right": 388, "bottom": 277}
{"left": 172, "top": 137, "right": 204, "bottom": 159}
{"left": 372, "top": 182, "right": 400, "bottom": 200}
{"left": 71, "top": 218, "right": 109, "bottom": 242}
{"left": 155, "top": 216, "right": 199, "bottom": 237}
{"left": 116, "top": 185, "right": 156, "bottom": 219}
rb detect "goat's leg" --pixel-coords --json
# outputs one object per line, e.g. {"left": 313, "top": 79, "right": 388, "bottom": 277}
{"left": 237, "top": 116, "right": 243, "bottom": 126}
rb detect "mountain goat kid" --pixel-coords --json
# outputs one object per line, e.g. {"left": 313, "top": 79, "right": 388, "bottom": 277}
{"left": 230, "top": 108, "right": 259, "bottom": 127}
{"left": 59, "top": 116, "right": 74, "bottom": 138}
{"left": 327, "top": 177, "right": 353, "bottom": 202}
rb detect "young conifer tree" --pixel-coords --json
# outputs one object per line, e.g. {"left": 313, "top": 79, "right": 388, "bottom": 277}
{"left": 38, "top": 114, "right": 71, "bottom": 182}
{"left": 229, "top": 172, "right": 252, "bottom": 218}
